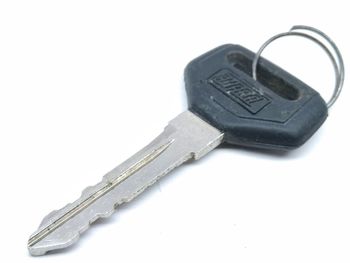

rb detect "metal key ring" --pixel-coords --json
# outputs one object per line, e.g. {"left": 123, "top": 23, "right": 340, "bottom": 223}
{"left": 252, "top": 25, "right": 345, "bottom": 109}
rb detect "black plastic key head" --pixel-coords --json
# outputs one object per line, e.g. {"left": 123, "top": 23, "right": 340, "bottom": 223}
{"left": 185, "top": 45, "right": 328, "bottom": 150}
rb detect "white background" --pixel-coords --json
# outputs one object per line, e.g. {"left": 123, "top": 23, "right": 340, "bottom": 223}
{"left": 0, "top": 1, "right": 349, "bottom": 262}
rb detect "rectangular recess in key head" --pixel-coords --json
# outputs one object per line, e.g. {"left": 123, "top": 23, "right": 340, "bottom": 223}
{"left": 208, "top": 68, "right": 271, "bottom": 114}
{"left": 184, "top": 44, "right": 328, "bottom": 150}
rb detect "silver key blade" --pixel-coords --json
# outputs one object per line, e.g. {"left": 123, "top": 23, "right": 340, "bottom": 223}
{"left": 28, "top": 111, "right": 223, "bottom": 256}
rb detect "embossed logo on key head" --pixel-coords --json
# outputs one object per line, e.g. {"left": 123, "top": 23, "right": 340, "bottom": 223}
{"left": 209, "top": 69, "right": 270, "bottom": 114}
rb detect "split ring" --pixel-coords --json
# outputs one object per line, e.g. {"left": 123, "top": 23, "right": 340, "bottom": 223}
{"left": 252, "top": 25, "right": 344, "bottom": 109}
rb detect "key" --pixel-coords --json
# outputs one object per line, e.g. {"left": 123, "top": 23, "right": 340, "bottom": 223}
{"left": 28, "top": 44, "right": 328, "bottom": 256}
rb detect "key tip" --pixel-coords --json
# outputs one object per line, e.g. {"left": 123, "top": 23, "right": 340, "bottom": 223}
{"left": 28, "top": 245, "right": 46, "bottom": 256}
{"left": 27, "top": 230, "right": 80, "bottom": 256}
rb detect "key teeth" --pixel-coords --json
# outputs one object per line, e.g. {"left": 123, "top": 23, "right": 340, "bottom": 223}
{"left": 29, "top": 180, "right": 118, "bottom": 256}
{"left": 37, "top": 182, "right": 100, "bottom": 230}
{"left": 37, "top": 183, "right": 100, "bottom": 231}
{"left": 39, "top": 210, "right": 58, "bottom": 228}
{"left": 81, "top": 185, "right": 97, "bottom": 198}
{"left": 29, "top": 203, "right": 118, "bottom": 256}
{"left": 38, "top": 203, "right": 72, "bottom": 229}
